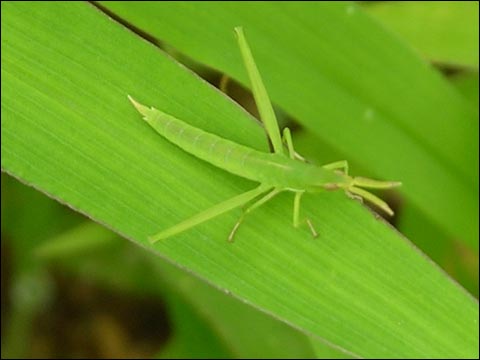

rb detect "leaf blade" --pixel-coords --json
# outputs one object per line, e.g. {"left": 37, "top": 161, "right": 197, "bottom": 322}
{"left": 2, "top": 2, "right": 478, "bottom": 358}
{"left": 99, "top": 1, "right": 479, "bottom": 249}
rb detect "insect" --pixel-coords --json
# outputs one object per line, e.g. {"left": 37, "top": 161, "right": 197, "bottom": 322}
{"left": 129, "top": 27, "right": 401, "bottom": 243}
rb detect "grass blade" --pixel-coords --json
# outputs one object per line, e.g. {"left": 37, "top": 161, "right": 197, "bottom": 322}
{"left": 2, "top": 3, "right": 478, "bottom": 358}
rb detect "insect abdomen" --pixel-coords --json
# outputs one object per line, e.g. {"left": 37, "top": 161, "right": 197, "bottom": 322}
{"left": 135, "top": 100, "right": 341, "bottom": 189}
{"left": 142, "top": 105, "right": 262, "bottom": 178}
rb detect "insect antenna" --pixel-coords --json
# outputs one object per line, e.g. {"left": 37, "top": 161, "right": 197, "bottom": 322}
{"left": 347, "top": 186, "right": 395, "bottom": 216}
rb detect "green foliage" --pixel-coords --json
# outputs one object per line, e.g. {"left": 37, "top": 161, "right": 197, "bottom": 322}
{"left": 2, "top": 2, "right": 478, "bottom": 358}
{"left": 101, "top": 1, "right": 479, "bottom": 249}
{"left": 363, "top": 1, "right": 479, "bottom": 68}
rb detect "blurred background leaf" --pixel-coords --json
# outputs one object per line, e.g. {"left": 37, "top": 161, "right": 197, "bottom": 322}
{"left": 363, "top": 1, "right": 479, "bottom": 68}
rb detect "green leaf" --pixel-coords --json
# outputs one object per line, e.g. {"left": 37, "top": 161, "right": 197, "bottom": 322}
{"left": 4, "top": 175, "right": 332, "bottom": 359}
{"left": 292, "top": 128, "right": 480, "bottom": 299}
{"left": 99, "top": 1, "right": 479, "bottom": 250}
{"left": 450, "top": 71, "right": 480, "bottom": 109}
{"left": 363, "top": 1, "right": 479, "bottom": 68}
{"left": 2, "top": 2, "right": 478, "bottom": 358}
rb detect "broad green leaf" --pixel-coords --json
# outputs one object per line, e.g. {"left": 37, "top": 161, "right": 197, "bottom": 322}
{"left": 2, "top": 2, "right": 478, "bottom": 358}
{"left": 99, "top": 1, "right": 479, "bottom": 251}
{"left": 363, "top": 1, "right": 479, "bottom": 68}
{"left": 310, "top": 338, "right": 355, "bottom": 359}
{"left": 293, "top": 129, "right": 479, "bottom": 299}
{"left": 5, "top": 173, "right": 318, "bottom": 360}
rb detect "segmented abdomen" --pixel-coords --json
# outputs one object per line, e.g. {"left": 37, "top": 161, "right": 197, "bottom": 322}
{"left": 141, "top": 104, "right": 341, "bottom": 189}
{"left": 144, "top": 106, "right": 270, "bottom": 180}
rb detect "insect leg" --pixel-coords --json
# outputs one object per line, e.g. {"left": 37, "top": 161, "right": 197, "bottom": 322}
{"left": 235, "top": 27, "right": 284, "bottom": 155}
{"left": 293, "top": 192, "right": 318, "bottom": 238}
{"left": 323, "top": 160, "right": 349, "bottom": 175}
{"left": 282, "top": 127, "right": 295, "bottom": 159}
{"left": 149, "top": 184, "right": 271, "bottom": 243}
{"left": 282, "top": 128, "right": 306, "bottom": 161}
{"left": 229, "top": 187, "right": 282, "bottom": 242}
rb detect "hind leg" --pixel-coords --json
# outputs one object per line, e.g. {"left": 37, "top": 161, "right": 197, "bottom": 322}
{"left": 229, "top": 188, "right": 282, "bottom": 242}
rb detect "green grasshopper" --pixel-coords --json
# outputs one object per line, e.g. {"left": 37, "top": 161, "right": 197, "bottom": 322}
{"left": 129, "top": 27, "right": 401, "bottom": 243}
